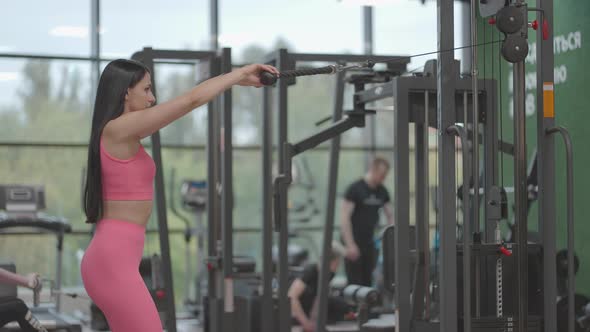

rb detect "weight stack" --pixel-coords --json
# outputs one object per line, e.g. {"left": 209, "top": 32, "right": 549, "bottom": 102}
{"left": 457, "top": 243, "right": 543, "bottom": 332}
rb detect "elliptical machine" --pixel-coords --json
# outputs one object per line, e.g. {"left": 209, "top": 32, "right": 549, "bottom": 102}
{"left": 169, "top": 169, "right": 208, "bottom": 318}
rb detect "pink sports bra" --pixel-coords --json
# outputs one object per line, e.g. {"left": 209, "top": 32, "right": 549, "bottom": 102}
{"left": 100, "top": 138, "right": 156, "bottom": 201}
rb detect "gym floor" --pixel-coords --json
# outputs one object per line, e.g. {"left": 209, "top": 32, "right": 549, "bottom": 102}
{"left": 9, "top": 290, "right": 360, "bottom": 332}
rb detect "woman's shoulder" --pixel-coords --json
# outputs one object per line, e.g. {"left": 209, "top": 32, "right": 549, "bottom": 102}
{"left": 100, "top": 123, "right": 142, "bottom": 160}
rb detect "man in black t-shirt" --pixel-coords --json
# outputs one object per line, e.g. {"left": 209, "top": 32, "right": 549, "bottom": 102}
{"left": 288, "top": 244, "right": 351, "bottom": 332}
{"left": 340, "top": 157, "right": 394, "bottom": 287}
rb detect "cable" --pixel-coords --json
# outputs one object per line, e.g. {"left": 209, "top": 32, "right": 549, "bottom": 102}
{"left": 261, "top": 40, "right": 503, "bottom": 85}
{"left": 498, "top": 29, "right": 504, "bottom": 188}
{"left": 458, "top": 146, "right": 460, "bottom": 235}
{"left": 491, "top": 24, "right": 495, "bottom": 139}
{"left": 433, "top": 111, "right": 440, "bottom": 304}
{"left": 385, "top": 39, "right": 502, "bottom": 65}
{"left": 484, "top": 18, "right": 487, "bottom": 97}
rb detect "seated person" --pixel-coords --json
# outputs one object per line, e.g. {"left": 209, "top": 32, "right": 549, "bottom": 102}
{"left": 0, "top": 267, "right": 47, "bottom": 332}
{"left": 288, "top": 243, "right": 352, "bottom": 332}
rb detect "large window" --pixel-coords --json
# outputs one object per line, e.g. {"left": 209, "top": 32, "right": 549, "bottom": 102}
{"left": 374, "top": 1, "right": 452, "bottom": 71}
{"left": 152, "top": 63, "right": 209, "bottom": 145}
{"left": 100, "top": 0, "right": 210, "bottom": 58}
{"left": 220, "top": 0, "right": 363, "bottom": 62}
{"left": 1, "top": 1, "right": 91, "bottom": 56}
{"left": 0, "top": 59, "right": 93, "bottom": 143}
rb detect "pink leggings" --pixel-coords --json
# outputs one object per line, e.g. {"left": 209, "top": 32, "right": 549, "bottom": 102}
{"left": 81, "top": 219, "right": 162, "bottom": 332}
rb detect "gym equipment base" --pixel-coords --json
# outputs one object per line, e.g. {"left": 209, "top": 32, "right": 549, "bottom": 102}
{"left": 1, "top": 304, "right": 82, "bottom": 332}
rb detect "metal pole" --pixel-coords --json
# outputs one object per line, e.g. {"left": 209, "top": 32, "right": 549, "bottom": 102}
{"left": 315, "top": 70, "right": 346, "bottom": 332}
{"left": 513, "top": 59, "right": 528, "bottom": 332}
{"left": 276, "top": 49, "right": 291, "bottom": 332}
{"left": 363, "top": 6, "right": 377, "bottom": 165}
{"left": 140, "top": 48, "right": 178, "bottom": 332}
{"left": 196, "top": 213, "right": 204, "bottom": 309}
{"left": 261, "top": 78, "right": 274, "bottom": 332}
{"left": 484, "top": 79, "right": 500, "bottom": 243}
{"left": 210, "top": 0, "right": 219, "bottom": 50}
{"left": 412, "top": 91, "right": 429, "bottom": 320}
{"left": 207, "top": 55, "right": 222, "bottom": 332}
{"left": 483, "top": 78, "right": 500, "bottom": 317}
{"left": 220, "top": 48, "right": 235, "bottom": 332}
{"left": 186, "top": 225, "right": 192, "bottom": 305}
{"left": 535, "top": 0, "right": 557, "bottom": 330}
{"left": 363, "top": 6, "right": 373, "bottom": 55}
{"left": 565, "top": 136, "right": 575, "bottom": 332}
{"left": 448, "top": 125, "right": 472, "bottom": 332}
{"left": 393, "top": 80, "right": 411, "bottom": 332}
{"left": 437, "top": 0, "right": 458, "bottom": 331}
{"left": 90, "top": 0, "right": 100, "bottom": 95}
{"left": 460, "top": 2, "right": 472, "bottom": 76}
{"left": 546, "top": 127, "right": 575, "bottom": 332}
{"left": 423, "top": 91, "right": 431, "bottom": 319}
{"left": 55, "top": 233, "right": 63, "bottom": 312}
{"left": 470, "top": 0, "right": 481, "bottom": 320}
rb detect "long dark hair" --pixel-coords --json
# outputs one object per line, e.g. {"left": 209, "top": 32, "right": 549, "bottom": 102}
{"left": 83, "top": 59, "right": 150, "bottom": 224}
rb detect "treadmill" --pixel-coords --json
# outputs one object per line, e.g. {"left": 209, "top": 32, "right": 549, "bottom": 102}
{"left": 0, "top": 184, "right": 82, "bottom": 332}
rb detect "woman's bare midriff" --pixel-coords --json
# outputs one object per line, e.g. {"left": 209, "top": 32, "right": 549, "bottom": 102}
{"left": 102, "top": 200, "right": 153, "bottom": 226}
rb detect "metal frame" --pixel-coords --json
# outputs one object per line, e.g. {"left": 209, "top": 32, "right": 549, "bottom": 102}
{"left": 272, "top": 83, "right": 372, "bottom": 332}
{"left": 362, "top": 0, "right": 565, "bottom": 330}
{"left": 435, "top": 10, "right": 458, "bottom": 330}
{"left": 210, "top": 0, "right": 219, "bottom": 50}
{"left": 131, "top": 47, "right": 226, "bottom": 332}
{"left": 207, "top": 53, "right": 223, "bottom": 332}
{"left": 131, "top": 48, "right": 177, "bottom": 332}
{"left": 262, "top": 49, "right": 409, "bottom": 332}
{"left": 219, "top": 47, "right": 236, "bottom": 331}
{"left": 315, "top": 68, "right": 347, "bottom": 332}
{"left": 277, "top": 48, "right": 291, "bottom": 332}
{"left": 358, "top": 63, "right": 497, "bottom": 332}
{"left": 362, "top": 51, "right": 562, "bottom": 332}
{"left": 261, "top": 64, "right": 275, "bottom": 332}
{"left": 546, "top": 126, "right": 575, "bottom": 332}
{"left": 448, "top": 124, "right": 472, "bottom": 332}
{"left": 413, "top": 90, "right": 429, "bottom": 322}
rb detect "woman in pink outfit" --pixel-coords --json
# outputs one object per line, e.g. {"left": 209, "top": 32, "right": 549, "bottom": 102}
{"left": 81, "top": 58, "right": 278, "bottom": 332}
